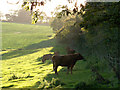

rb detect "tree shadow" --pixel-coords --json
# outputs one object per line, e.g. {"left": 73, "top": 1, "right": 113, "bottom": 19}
{"left": 1, "top": 38, "right": 68, "bottom": 60}
{"left": 24, "top": 39, "right": 55, "bottom": 49}
{"left": 40, "top": 61, "right": 90, "bottom": 88}
{"left": 2, "top": 39, "right": 56, "bottom": 60}
{"left": 44, "top": 68, "right": 67, "bottom": 81}
{"left": 2, "top": 49, "right": 39, "bottom": 60}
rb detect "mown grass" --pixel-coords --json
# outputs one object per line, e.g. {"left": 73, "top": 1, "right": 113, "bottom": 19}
{"left": 1, "top": 22, "right": 89, "bottom": 88}
{"left": 1, "top": 22, "right": 57, "bottom": 88}
{"left": 2, "top": 23, "right": 53, "bottom": 50}
{"left": 1, "top": 22, "right": 117, "bottom": 89}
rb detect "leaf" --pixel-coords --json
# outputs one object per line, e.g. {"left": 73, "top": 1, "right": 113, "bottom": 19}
{"left": 40, "top": 16, "right": 43, "bottom": 20}
{"left": 22, "top": 2, "right": 27, "bottom": 7}
{"left": 40, "top": 1, "right": 44, "bottom": 6}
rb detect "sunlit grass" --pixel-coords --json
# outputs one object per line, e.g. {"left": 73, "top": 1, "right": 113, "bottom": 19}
{"left": 1, "top": 47, "right": 54, "bottom": 88}
{"left": 1, "top": 22, "right": 56, "bottom": 88}
{"left": 1, "top": 22, "right": 68, "bottom": 88}
{"left": 2, "top": 22, "right": 53, "bottom": 49}
{"left": 1, "top": 22, "right": 116, "bottom": 88}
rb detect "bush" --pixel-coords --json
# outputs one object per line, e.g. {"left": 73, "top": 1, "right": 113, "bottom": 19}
{"left": 51, "top": 78, "right": 61, "bottom": 86}
{"left": 75, "top": 81, "right": 87, "bottom": 89}
{"left": 37, "top": 78, "right": 65, "bottom": 89}
{"left": 75, "top": 81, "right": 102, "bottom": 89}
{"left": 50, "top": 78, "right": 65, "bottom": 86}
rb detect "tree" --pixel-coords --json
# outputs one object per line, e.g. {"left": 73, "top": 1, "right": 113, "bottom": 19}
{"left": 4, "top": 8, "right": 31, "bottom": 24}
{"left": 50, "top": 2, "right": 120, "bottom": 84}
{"left": 12, "top": 8, "right": 32, "bottom": 24}
{"left": 0, "top": 11, "right": 3, "bottom": 21}
{"left": 78, "top": 2, "right": 120, "bottom": 82}
{"left": 21, "top": 0, "right": 85, "bottom": 24}
{"left": 5, "top": 14, "right": 13, "bottom": 21}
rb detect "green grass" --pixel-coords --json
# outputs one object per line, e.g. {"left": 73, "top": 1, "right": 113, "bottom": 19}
{"left": 0, "top": 22, "right": 117, "bottom": 88}
{"left": 2, "top": 22, "right": 53, "bottom": 49}
{"left": 1, "top": 22, "right": 57, "bottom": 88}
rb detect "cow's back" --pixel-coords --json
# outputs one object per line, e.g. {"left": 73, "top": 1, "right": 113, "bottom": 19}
{"left": 52, "top": 55, "right": 77, "bottom": 66}
{"left": 43, "top": 54, "right": 52, "bottom": 59}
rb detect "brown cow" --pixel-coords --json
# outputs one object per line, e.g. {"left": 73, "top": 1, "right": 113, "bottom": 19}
{"left": 42, "top": 54, "right": 53, "bottom": 63}
{"left": 42, "top": 51, "right": 60, "bottom": 63}
{"left": 52, "top": 53, "right": 85, "bottom": 75}
{"left": 66, "top": 47, "right": 75, "bottom": 54}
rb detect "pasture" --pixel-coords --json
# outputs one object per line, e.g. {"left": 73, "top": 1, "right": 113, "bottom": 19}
{"left": 1, "top": 22, "right": 91, "bottom": 88}
{"left": 0, "top": 22, "right": 117, "bottom": 88}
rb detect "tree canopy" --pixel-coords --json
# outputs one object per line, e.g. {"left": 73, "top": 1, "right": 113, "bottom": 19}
{"left": 21, "top": 0, "right": 85, "bottom": 24}
{"left": 50, "top": 1, "right": 120, "bottom": 83}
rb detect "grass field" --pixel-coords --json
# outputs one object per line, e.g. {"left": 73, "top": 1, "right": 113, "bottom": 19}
{"left": 0, "top": 22, "right": 90, "bottom": 88}
{"left": 0, "top": 22, "right": 117, "bottom": 88}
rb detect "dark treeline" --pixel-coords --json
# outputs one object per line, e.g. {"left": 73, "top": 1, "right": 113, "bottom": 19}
{"left": 50, "top": 2, "right": 120, "bottom": 87}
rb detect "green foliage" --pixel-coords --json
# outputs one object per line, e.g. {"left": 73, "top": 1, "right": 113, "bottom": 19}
{"left": 50, "top": 2, "right": 120, "bottom": 87}
{"left": 50, "top": 15, "right": 83, "bottom": 43}
{"left": 50, "top": 78, "right": 62, "bottom": 86}
{"left": 80, "top": 2, "right": 120, "bottom": 29}
{"left": 75, "top": 81, "right": 87, "bottom": 89}
{"left": 51, "top": 1, "right": 119, "bottom": 80}
{"left": 38, "top": 79, "right": 48, "bottom": 88}
{"left": 74, "top": 81, "right": 109, "bottom": 88}
{"left": 32, "top": 11, "right": 39, "bottom": 24}
{"left": 35, "top": 78, "right": 64, "bottom": 89}
{"left": 22, "top": 2, "right": 28, "bottom": 7}
{"left": 56, "top": 9, "right": 71, "bottom": 18}
{"left": 22, "top": 1, "right": 46, "bottom": 24}
{"left": 50, "top": 17, "right": 64, "bottom": 32}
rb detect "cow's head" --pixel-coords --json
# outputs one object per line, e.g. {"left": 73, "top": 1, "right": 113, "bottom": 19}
{"left": 77, "top": 53, "right": 86, "bottom": 61}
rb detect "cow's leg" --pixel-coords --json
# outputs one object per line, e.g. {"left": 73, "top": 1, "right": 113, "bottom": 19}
{"left": 71, "top": 65, "right": 74, "bottom": 74}
{"left": 53, "top": 63, "right": 55, "bottom": 71}
{"left": 53, "top": 61, "right": 56, "bottom": 71}
{"left": 42, "top": 58, "right": 44, "bottom": 63}
{"left": 67, "top": 66, "right": 70, "bottom": 74}
{"left": 54, "top": 66, "right": 58, "bottom": 75}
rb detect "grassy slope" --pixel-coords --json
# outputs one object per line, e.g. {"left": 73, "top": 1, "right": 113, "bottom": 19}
{"left": 2, "top": 23, "right": 53, "bottom": 49}
{"left": 0, "top": 22, "right": 97, "bottom": 88}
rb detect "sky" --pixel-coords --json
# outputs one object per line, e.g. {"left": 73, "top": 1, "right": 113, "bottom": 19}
{"left": 0, "top": 0, "right": 23, "bottom": 15}
{"left": 0, "top": 0, "right": 86, "bottom": 19}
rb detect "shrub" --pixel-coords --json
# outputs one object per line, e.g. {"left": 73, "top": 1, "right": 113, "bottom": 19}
{"left": 37, "top": 78, "right": 65, "bottom": 89}
{"left": 75, "top": 81, "right": 87, "bottom": 89}
{"left": 51, "top": 78, "right": 61, "bottom": 86}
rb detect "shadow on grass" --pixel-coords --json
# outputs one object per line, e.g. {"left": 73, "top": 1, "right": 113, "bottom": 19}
{"left": 24, "top": 39, "right": 55, "bottom": 49}
{"left": 2, "top": 85, "right": 15, "bottom": 88}
{"left": 2, "top": 49, "right": 39, "bottom": 60}
{"left": 44, "top": 62, "right": 88, "bottom": 80}
{"left": 2, "top": 38, "right": 67, "bottom": 60}
{"left": 44, "top": 68, "right": 67, "bottom": 81}
{"left": 2, "top": 39, "right": 55, "bottom": 60}
{"left": 33, "top": 61, "right": 90, "bottom": 88}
